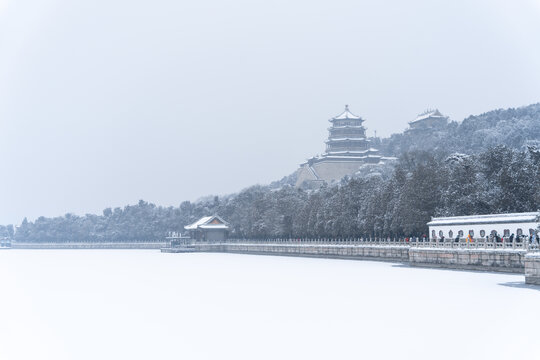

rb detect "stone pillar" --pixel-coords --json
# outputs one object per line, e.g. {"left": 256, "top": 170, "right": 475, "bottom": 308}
{"left": 524, "top": 253, "right": 540, "bottom": 285}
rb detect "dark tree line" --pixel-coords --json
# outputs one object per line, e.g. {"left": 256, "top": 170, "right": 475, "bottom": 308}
{"left": 0, "top": 224, "right": 14, "bottom": 238}
{"left": 10, "top": 145, "right": 540, "bottom": 242}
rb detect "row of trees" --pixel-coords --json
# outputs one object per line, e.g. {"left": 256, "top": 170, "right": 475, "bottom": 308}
{"left": 219, "top": 146, "right": 540, "bottom": 238}
{"left": 10, "top": 145, "right": 540, "bottom": 242}
{"left": 0, "top": 224, "right": 14, "bottom": 238}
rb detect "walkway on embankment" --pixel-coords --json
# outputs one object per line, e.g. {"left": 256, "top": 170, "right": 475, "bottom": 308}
{"left": 6, "top": 240, "right": 540, "bottom": 284}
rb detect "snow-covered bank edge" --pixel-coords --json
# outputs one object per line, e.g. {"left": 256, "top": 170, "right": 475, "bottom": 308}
{"left": 164, "top": 243, "right": 540, "bottom": 276}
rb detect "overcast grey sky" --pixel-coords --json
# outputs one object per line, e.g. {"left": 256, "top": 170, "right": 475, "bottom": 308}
{"left": 1, "top": 0, "right": 540, "bottom": 224}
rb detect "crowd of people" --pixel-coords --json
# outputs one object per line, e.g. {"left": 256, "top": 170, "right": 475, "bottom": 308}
{"left": 431, "top": 232, "right": 538, "bottom": 244}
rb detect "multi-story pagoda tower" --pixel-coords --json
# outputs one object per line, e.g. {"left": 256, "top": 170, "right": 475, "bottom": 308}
{"left": 295, "top": 105, "right": 384, "bottom": 188}
{"left": 325, "top": 105, "right": 372, "bottom": 157}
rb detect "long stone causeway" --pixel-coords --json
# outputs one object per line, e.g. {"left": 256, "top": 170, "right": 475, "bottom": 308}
{"left": 9, "top": 242, "right": 167, "bottom": 249}
{"left": 162, "top": 240, "right": 540, "bottom": 285}
{"left": 5, "top": 239, "right": 540, "bottom": 284}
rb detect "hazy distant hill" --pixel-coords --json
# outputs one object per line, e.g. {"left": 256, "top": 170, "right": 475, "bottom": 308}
{"left": 7, "top": 102, "right": 540, "bottom": 242}
{"left": 379, "top": 103, "right": 540, "bottom": 157}
{"left": 275, "top": 102, "right": 540, "bottom": 187}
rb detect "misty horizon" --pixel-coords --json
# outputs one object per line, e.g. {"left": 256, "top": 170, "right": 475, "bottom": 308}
{"left": 1, "top": 0, "right": 540, "bottom": 224}
{"left": 6, "top": 100, "right": 539, "bottom": 226}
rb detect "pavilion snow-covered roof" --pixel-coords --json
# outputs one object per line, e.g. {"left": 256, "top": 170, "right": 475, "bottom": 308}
{"left": 185, "top": 215, "right": 230, "bottom": 230}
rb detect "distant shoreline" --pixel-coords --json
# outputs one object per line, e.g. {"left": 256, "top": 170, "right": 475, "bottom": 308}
{"left": 9, "top": 242, "right": 167, "bottom": 250}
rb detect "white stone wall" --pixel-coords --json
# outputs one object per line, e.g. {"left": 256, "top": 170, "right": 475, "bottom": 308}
{"left": 296, "top": 160, "right": 364, "bottom": 187}
{"left": 194, "top": 243, "right": 410, "bottom": 261}
{"left": 525, "top": 253, "right": 540, "bottom": 284}
{"left": 312, "top": 161, "right": 362, "bottom": 182}
{"left": 191, "top": 243, "right": 528, "bottom": 273}
{"left": 409, "top": 248, "right": 526, "bottom": 273}
{"left": 295, "top": 165, "right": 319, "bottom": 187}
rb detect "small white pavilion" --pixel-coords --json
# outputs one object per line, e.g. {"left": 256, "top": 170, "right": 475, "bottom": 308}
{"left": 185, "top": 215, "right": 230, "bottom": 242}
{"left": 427, "top": 212, "right": 539, "bottom": 240}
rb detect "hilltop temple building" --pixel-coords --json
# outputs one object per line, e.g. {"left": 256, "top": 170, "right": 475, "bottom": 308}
{"left": 406, "top": 109, "right": 448, "bottom": 132}
{"left": 295, "top": 106, "right": 384, "bottom": 187}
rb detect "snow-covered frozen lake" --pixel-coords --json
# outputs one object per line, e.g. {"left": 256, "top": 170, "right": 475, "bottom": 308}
{"left": 0, "top": 250, "right": 538, "bottom": 360}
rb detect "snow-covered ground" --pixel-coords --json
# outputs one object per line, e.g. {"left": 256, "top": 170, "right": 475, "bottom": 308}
{"left": 0, "top": 250, "right": 538, "bottom": 360}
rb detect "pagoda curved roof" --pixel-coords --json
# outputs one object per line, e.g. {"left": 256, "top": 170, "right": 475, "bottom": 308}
{"left": 331, "top": 105, "right": 363, "bottom": 120}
